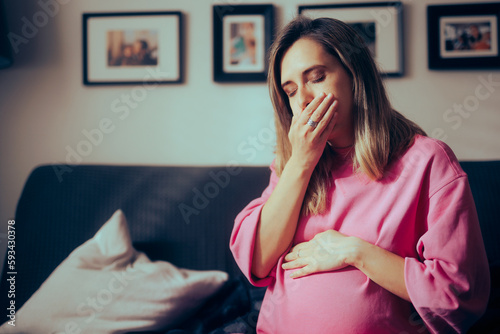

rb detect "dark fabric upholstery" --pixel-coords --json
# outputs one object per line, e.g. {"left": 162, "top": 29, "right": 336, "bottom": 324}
{"left": 460, "top": 161, "right": 500, "bottom": 333}
{"left": 0, "top": 164, "right": 270, "bottom": 312}
{"left": 460, "top": 161, "right": 500, "bottom": 266}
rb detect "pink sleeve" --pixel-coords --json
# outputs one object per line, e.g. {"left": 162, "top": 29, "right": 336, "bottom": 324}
{"left": 230, "top": 161, "right": 279, "bottom": 287}
{"left": 405, "top": 176, "right": 490, "bottom": 333}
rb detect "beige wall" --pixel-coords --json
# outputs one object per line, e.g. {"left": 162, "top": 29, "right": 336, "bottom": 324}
{"left": 1, "top": 0, "right": 499, "bottom": 249}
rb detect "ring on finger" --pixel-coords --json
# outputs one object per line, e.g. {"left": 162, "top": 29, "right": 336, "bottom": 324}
{"left": 306, "top": 118, "right": 319, "bottom": 128}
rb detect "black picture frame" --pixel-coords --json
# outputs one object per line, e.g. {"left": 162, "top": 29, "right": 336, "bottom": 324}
{"left": 83, "top": 11, "right": 183, "bottom": 85}
{"left": 0, "top": 0, "right": 13, "bottom": 69}
{"left": 428, "top": 2, "right": 500, "bottom": 70}
{"left": 299, "top": 2, "right": 404, "bottom": 77}
{"left": 213, "top": 4, "right": 274, "bottom": 83}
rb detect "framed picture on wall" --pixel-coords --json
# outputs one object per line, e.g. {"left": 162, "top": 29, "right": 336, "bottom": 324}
{"left": 213, "top": 4, "right": 274, "bottom": 82}
{"left": 83, "top": 12, "right": 183, "bottom": 85}
{"left": 428, "top": 2, "right": 500, "bottom": 69}
{"left": 298, "top": 2, "right": 404, "bottom": 77}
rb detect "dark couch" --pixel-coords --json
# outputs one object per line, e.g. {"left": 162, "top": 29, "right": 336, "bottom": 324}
{"left": 1, "top": 161, "right": 499, "bottom": 333}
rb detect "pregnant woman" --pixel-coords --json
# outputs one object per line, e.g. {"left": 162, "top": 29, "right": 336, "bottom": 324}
{"left": 230, "top": 16, "right": 489, "bottom": 333}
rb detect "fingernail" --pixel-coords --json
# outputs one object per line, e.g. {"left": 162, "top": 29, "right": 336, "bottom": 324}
{"left": 326, "top": 93, "right": 333, "bottom": 99}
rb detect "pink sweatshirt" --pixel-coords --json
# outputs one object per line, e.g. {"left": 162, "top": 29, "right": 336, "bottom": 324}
{"left": 230, "top": 135, "right": 490, "bottom": 333}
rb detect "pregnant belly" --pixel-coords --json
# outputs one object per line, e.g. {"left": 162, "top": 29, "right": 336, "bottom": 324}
{"left": 257, "top": 266, "right": 417, "bottom": 334}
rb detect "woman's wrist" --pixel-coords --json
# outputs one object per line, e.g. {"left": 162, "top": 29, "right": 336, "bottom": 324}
{"left": 344, "top": 236, "right": 410, "bottom": 301}
{"left": 286, "top": 154, "right": 317, "bottom": 176}
{"left": 344, "top": 236, "right": 370, "bottom": 269}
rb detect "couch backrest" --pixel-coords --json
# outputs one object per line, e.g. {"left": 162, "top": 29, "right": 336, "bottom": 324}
{"left": 0, "top": 164, "right": 271, "bottom": 310}
{"left": 460, "top": 161, "right": 500, "bottom": 267}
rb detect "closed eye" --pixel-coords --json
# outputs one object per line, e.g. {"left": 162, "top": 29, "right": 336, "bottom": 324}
{"left": 309, "top": 69, "right": 326, "bottom": 84}
{"left": 286, "top": 89, "right": 297, "bottom": 97}
{"left": 282, "top": 83, "right": 297, "bottom": 98}
{"left": 311, "top": 74, "right": 325, "bottom": 83}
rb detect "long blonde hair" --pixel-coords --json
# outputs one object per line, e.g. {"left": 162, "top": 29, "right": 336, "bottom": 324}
{"left": 268, "top": 16, "right": 426, "bottom": 215}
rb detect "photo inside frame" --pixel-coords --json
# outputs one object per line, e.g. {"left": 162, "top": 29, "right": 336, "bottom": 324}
{"left": 229, "top": 22, "right": 256, "bottom": 66}
{"left": 223, "top": 15, "right": 265, "bottom": 73}
{"left": 107, "top": 30, "right": 158, "bottom": 67}
{"left": 440, "top": 15, "right": 498, "bottom": 58}
{"left": 347, "top": 22, "right": 376, "bottom": 57}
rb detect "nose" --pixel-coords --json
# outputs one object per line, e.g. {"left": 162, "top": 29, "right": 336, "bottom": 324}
{"left": 297, "top": 86, "right": 314, "bottom": 112}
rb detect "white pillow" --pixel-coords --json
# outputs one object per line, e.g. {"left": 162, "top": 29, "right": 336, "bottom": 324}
{"left": 0, "top": 210, "right": 228, "bottom": 334}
